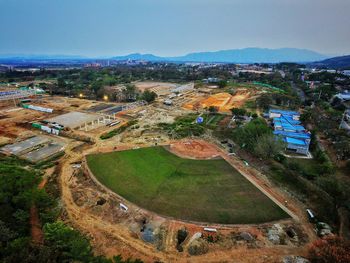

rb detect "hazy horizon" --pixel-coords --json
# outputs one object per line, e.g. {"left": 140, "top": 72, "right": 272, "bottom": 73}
{"left": 0, "top": 47, "right": 339, "bottom": 59}
{"left": 0, "top": 0, "right": 349, "bottom": 57}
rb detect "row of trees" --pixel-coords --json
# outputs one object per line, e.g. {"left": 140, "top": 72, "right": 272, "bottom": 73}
{"left": 256, "top": 93, "right": 301, "bottom": 111}
{"left": 95, "top": 84, "right": 157, "bottom": 103}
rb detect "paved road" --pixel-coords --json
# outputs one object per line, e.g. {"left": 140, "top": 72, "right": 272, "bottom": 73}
{"left": 291, "top": 81, "right": 306, "bottom": 102}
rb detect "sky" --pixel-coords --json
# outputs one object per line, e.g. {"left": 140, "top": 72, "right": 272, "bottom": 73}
{"left": 0, "top": 0, "right": 349, "bottom": 57}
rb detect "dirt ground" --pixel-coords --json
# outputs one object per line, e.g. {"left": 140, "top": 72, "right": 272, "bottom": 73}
{"left": 183, "top": 89, "right": 255, "bottom": 113}
{"left": 0, "top": 96, "right": 96, "bottom": 142}
{"left": 169, "top": 140, "right": 220, "bottom": 159}
{"left": 0, "top": 96, "right": 131, "bottom": 145}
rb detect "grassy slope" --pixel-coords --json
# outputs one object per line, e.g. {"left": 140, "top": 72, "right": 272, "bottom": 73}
{"left": 87, "top": 147, "right": 288, "bottom": 224}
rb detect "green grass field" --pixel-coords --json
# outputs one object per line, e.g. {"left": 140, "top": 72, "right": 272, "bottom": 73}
{"left": 87, "top": 147, "right": 289, "bottom": 224}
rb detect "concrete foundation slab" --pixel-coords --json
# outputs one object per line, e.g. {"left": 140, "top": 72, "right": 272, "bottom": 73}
{"left": 46, "top": 112, "right": 100, "bottom": 129}
{"left": 0, "top": 136, "right": 49, "bottom": 155}
{"left": 22, "top": 143, "right": 64, "bottom": 163}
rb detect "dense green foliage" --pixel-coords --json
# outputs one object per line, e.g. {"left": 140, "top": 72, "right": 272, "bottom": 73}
{"left": 0, "top": 156, "right": 52, "bottom": 262}
{"left": 43, "top": 221, "right": 94, "bottom": 262}
{"left": 158, "top": 114, "right": 205, "bottom": 138}
{"left": 256, "top": 93, "right": 301, "bottom": 110}
{"left": 0, "top": 157, "right": 51, "bottom": 241}
{"left": 0, "top": 64, "right": 234, "bottom": 100}
{"left": 87, "top": 147, "right": 288, "bottom": 224}
{"left": 0, "top": 155, "right": 142, "bottom": 263}
{"left": 231, "top": 118, "right": 285, "bottom": 159}
{"left": 230, "top": 107, "right": 247, "bottom": 116}
{"left": 140, "top": 90, "right": 157, "bottom": 103}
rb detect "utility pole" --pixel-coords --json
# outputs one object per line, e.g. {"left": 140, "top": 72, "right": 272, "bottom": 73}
{"left": 339, "top": 110, "right": 346, "bottom": 129}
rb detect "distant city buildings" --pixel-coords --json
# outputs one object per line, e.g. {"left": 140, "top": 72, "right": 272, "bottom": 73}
{"left": 342, "top": 70, "right": 350, "bottom": 77}
{"left": 202, "top": 77, "right": 220, "bottom": 83}
{"left": 84, "top": 63, "right": 101, "bottom": 68}
{"left": 269, "top": 109, "right": 311, "bottom": 156}
{"left": 334, "top": 91, "right": 350, "bottom": 101}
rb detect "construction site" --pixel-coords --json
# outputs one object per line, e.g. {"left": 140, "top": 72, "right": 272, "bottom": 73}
{"left": 0, "top": 135, "right": 65, "bottom": 163}
{"left": 0, "top": 83, "right": 318, "bottom": 263}
{"left": 183, "top": 86, "right": 266, "bottom": 113}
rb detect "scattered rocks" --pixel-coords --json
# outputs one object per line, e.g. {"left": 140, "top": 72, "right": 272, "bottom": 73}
{"left": 187, "top": 232, "right": 202, "bottom": 245}
{"left": 240, "top": 231, "right": 255, "bottom": 242}
{"left": 283, "top": 256, "right": 310, "bottom": 263}
{"left": 141, "top": 223, "right": 155, "bottom": 243}
{"left": 267, "top": 224, "right": 286, "bottom": 245}
{"left": 155, "top": 226, "right": 167, "bottom": 251}
{"left": 71, "top": 190, "right": 84, "bottom": 206}
{"left": 187, "top": 238, "right": 209, "bottom": 256}
{"left": 231, "top": 231, "right": 256, "bottom": 244}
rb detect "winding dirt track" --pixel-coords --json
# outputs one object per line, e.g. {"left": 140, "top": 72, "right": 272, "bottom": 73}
{"left": 59, "top": 138, "right": 317, "bottom": 262}
{"left": 30, "top": 177, "right": 49, "bottom": 244}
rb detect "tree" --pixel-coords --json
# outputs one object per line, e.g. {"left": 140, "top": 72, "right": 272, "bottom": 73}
{"left": 300, "top": 109, "right": 312, "bottom": 123}
{"left": 123, "top": 84, "right": 137, "bottom": 101}
{"left": 208, "top": 106, "right": 218, "bottom": 114}
{"left": 257, "top": 94, "right": 273, "bottom": 110}
{"left": 317, "top": 84, "right": 337, "bottom": 101}
{"left": 308, "top": 236, "right": 350, "bottom": 263}
{"left": 0, "top": 220, "right": 16, "bottom": 243}
{"left": 218, "top": 80, "right": 227, "bottom": 88}
{"left": 230, "top": 107, "right": 246, "bottom": 116}
{"left": 91, "top": 81, "right": 103, "bottom": 96}
{"left": 44, "top": 221, "right": 92, "bottom": 262}
{"left": 141, "top": 90, "right": 157, "bottom": 103}
{"left": 57, "top": 78, "right": 66, "bottom": 89}
{"left": 315, "top": 176, "right": 348, "bottom": 206}
{"left": 254, "top": 134, "right": 286, "bottom": 159}
{"left": 231, "top": 118, "right": 271, "bottom": 153}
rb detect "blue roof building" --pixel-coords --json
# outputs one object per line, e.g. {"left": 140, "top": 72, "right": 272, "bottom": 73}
{"left": 269, "top": 109, "right": 311, "bottom": 155}
{"left": 269, "top": 109, "right": 300, "bottom": 120}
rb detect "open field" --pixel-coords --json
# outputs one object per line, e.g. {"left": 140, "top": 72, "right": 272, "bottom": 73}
{"left": 87, "top": 146, "right": 288, "bottom": 224}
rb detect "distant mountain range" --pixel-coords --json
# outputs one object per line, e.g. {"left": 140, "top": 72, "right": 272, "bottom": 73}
{"left": 311, "top": 55, "right": 350, "bottom": 69}
{"left": 0, "top": 54, "right": 87, "bottom": 60}
{"left": 0, "top": 48, "right": 339, "bottom": 64}
{"left": 111, "top": 48, "right": 330, "bottom": 63}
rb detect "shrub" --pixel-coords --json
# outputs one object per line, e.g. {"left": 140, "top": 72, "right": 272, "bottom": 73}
{"left": 308, "top": 236, "right": 350, "bottom": 263}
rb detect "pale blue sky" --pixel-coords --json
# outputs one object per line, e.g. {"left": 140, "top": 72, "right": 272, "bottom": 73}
{"left": 0, "top": 0, "right": 349, "bottom": 57}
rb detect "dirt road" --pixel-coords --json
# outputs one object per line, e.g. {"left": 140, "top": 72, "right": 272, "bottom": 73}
{"left": 30, "top": 176, "right": 49, "bottom": 244}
